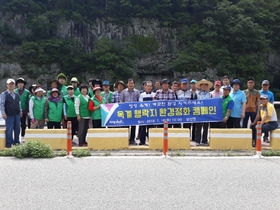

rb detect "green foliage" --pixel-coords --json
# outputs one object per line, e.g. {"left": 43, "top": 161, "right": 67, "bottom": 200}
{"left": 129, "top": 35, "right": 159, "bottom": 54}
{"left": 8, "top": 140, "right": 54, "bottom": 158}
{"left": 262, "top": 150, "right": 280, "bottom": 156}
{"left": 72, "top": 149, "right": 91, "bottom": 157}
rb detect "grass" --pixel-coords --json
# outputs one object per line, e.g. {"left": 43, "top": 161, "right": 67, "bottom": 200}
{"left": 261, "top": 150, "right": 280, "bottom": 156}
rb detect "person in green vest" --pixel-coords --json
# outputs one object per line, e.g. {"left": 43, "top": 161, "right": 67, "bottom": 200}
{"left": 56, "top": 73, "right": 68, "bottom": 96}
{"left": 15, "top": 78, "right": 29, "bottom": 141}
{"left": 88, "top": 87, "right": 106, "bottom": 128}
{"left": 44, "top": 88, "right": 63, "bottom": 129}
{"left": 101, "top": 80, "right": 113, "bottom": 103}
{"left": 63, "top": 85, "right": 78, "bottom": 142}
{"left": 71, "top": 77, "right": 81, "bottom": 96}
{"left": 29, "top": 85, "right": 46, "bottom": 129}
{"left": 220, "top": 85, "right": 234, "bottom": 128}
{"left": 46, "top": 80, "right": 62, "bottom": 98}
{"left": 74, "top": 84, "right": 90, "bottom": 146}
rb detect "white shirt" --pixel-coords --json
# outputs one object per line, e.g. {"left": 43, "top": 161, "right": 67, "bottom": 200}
{"left": 177, "top": 89, "right": 192, "bottom": 100}
{"left": 139, "top": 92, "right": 156, "bottom": 102}
{"left": 74, "top": 94, "right": 90, "bottom": 119}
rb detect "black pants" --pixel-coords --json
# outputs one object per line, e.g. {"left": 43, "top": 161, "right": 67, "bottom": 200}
{"left": 191, "top": 123, "right": 196, "bottom": 141}
{"left": 139, "top": 125, "right": 153, "bottom": 144}
{"left": 243, "top": 112, "right": 257, "bottom": 140}
{"left": 47, "top": 121, "right": 61, "bottom": 129}
{"left": 129, "top": 126, "right": 136, "bottom": 143}
{"left": 195, "top": 123, "right": 209, "bottom": 144}
{"left": 28, "top": 116, "right": 31, "bottom": 129}
{"left": 78, "top": 119, "right": 89, "bottom": 146}
{"left": 227, "top": 117, "right": 241, "bottom": 128}
{"left": 20, "top": 113, "right": 27, "bottom": 137}
{"left": 183, "top": 123, "right": 191, "bottom": 129}
{"left": 67, "top": 117, "right": 79, "bottom": 140}
{"left": 92, "top": 119, "right": 102, "bottom": 128}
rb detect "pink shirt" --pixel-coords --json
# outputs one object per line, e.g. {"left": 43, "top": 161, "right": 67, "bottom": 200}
{"left": 210, "top": 90, "right": 223, "bottom": 98}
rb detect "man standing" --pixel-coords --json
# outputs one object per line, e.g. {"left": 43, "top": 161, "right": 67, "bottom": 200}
{"left": 101, "top": 81, "right": 113, "bottom": 103}
{"left": 153, "top": 80, "right": 161, "bottom": 93}
{"left": 243, "top": 78, "right": 260, "bottom": 145}
{"left": 195, "top": 79, "right": 213, "bottom": 146}
{"left": 154, "top": 79, "right": 176, "bottom": 101}
{"left": 171, "top": 81, "right": 179, "bottom": 100}
{"left": 0, "top": 79, "right": 21, "bottom": 148}
{"left": 210, "top": 81, "right": 223, "bottom": 98}
{"left": 112, "top": 81, "right": 125, "bottom": 103}
{"left": 177, "top": 78, "right": 192, "bottom": 129}
{"left": 228, "top": 79, "right": 246, "bottom": 128}
{"left": 251, "top": 95, "right": 278, "bottom": 144}
{"left": 220, "top": 86, "right": 234, "bottom": 128}
{"left": 259, "top": 80, "right": 274, "bottom": 104}
{"left": 120, "top": 78, "right": 140, "bottom": 145}
{"left": 190, "top": 79, "right": 198, "bottom": 141}
{"left": 221, "top": 75, "right": 231, "bottom": 88}
{"left": 15, "top": 77, "right": 29, "bottom": 141}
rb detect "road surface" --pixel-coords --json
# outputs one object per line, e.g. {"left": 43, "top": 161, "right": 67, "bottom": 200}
{"left": 0, "top": 157, "right": 280, "bottom": 210}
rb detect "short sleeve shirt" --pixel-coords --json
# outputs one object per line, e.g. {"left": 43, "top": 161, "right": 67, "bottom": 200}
{"left": 229, "top": 90, "right": 246, "bottom": 118}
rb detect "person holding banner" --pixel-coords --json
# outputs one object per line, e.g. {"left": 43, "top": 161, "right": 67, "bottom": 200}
{"left": 120, "top": 78, "right": 140, "bottom": 145}
{"left": 88, "top": 87, "right": 106, "bottom": 128}
{"left": 138, "top": 81, "right": 155, "bottom": 145}
{"left": 75, "top": 84, "right": 91, "bottom": 147}
{"left": 195, "top": 79, "right": 213, "bottom": 146}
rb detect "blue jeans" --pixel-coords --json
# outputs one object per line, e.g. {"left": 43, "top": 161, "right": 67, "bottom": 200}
{"left": 262, "top": 121, "right": 278, "bottom": 137}
{"left": 5, "top": 114, "right": 20, "bottom": 147}
{"left": 243, "top": 112, "right": 257, "bottom": 140}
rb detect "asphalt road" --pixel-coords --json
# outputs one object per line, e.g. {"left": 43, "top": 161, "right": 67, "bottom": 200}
{"left": 0, "top": 157, "right": 280, "bottom": 210}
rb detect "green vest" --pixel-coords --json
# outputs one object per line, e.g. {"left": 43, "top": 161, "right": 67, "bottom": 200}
{"left": 101, "top": 91, "right": 113, "bottom": 103}
{"left": 31, "top": 96, "right": 46, "bottom": 120}
{"left": 88, "top": 89, "right": 94, "bottom": 98}
{"left": 78, "top": 94, "right": 90, "bottom": 118}
{"left": 64, "top": 95, "right": 76, "bottom": 117}
{"left": 91, "top": 96, "right": 106, "bottom": 120}
{"left": 74, "top": 88, "right": 80, "bottom": 96}
{"left": 61, "top": 85, "right": 68, "bottom": 96}
{"left": 48, "top": 100, "right": 63, "bottom": 122}
{"left": 15, "top": 88, "right": 29, "bottom": 111}
{"left": 222, "top": 96, "right": 233, "bottom": 117}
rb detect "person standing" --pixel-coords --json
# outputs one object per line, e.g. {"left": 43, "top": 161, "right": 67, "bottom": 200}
{"left": 75, "top": 84, "right": 91, "bottom": 147}
{"left": 44, "top": 88, "right": 63, "bottom": 129}
{"left": 152, "top": 80, "right": 161, "bottom": 93}
{"left": 228, "top": 79, "right": 246, "bottom": 128}
{"left": 195, "top": 79, "right": 213, "bottom": 146}
{"left": 242, "top": 78, "right": 260, "bottom": 145}
{"left": 112, "top": 81, "right": 125, "bottom": 103}
{"left": 88, "top": 87, "right": 106, "bottom": 128}
{"left": 171, "top": 81, "right": 179, "bottom": 100}
{"left": 139, "top": 81, "right": 155, "bottom": 145}
{"left": 259, "top": 80, "right": 274, "bottom": 104}
{"left": 46, "top": 80, "right": 62, "bottom": 98}
{"left": 0, "top": 79, "right": 21, "bottom": 148}
{"left": 63, "top": 85, "right": 78, "bottom": 142}
{"left": 221, "top": 75, "right": 231, "bottom": 88}
{"left": 210, "top": 81, "right": 223, "bottom": 98}
{"left": 190, "top": 79, "right": 198, "bottom": 141}
{"left": 71, "top": 77, "right": 81, "bottom": 96}
{"left": 27, "top": 84, "right": 36, "bottom": 129}
{"left": 120, "top": 78, "right": 140, "bottom": 145}
{"left": 101, "top": 81, "right": 113, "bottom": 104}
{"left": 219, "top": 86, "right": 234, "bottom": 128}
{"left": 29, "top": 85, "right": 46, "bottom": 129}
{"left": 251, "top": 95, "right": 278, "bottom": 144}
{"left": 56, "top": 73, "right": 68, "bottom": 96}
{"left": 15, "top": 77, "right": 29, "bottom": 141}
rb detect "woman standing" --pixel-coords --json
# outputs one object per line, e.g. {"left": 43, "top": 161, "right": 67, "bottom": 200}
{"left": 29, "top": 85, "right": 46, "bottom": 129}
{"left": 88, "top": 87, "right": 106, "bottom": 128}
{"left": 44, "top": 88, "right": 63, "bottom": 129}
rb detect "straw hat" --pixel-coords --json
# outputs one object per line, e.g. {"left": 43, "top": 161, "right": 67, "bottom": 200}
{"left": 195, "top": 79, "right": 213, "bottom": 89}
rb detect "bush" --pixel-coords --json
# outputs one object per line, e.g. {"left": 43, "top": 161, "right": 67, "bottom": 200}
{"left": 9, "top": 140, "right": 54, "bottom": 158}
{"left": 72, "top": 149, "right": 91, "bottom": 157}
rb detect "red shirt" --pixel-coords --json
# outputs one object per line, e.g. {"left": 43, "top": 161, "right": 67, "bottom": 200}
{"left": 88, "top": 96, "right": 103, "bottom": 111}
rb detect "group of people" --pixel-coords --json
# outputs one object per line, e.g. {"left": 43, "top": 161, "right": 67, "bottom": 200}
{"left": 0, "top": 73, "right": 278, "bottom": 148}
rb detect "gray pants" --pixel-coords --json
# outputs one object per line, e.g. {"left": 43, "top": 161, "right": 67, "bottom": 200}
{"left": 78, "top": 118, "right": 89, "bottom": 146}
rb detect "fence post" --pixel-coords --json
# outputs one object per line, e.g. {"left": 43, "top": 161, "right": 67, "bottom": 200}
{"left": 163, "top": 121, "right": 168, "bottom": 157}
{"left": 66, "top": 121, "right": 73, "bottom": 158}
{"left": 255, "top": 121, "right": 263, "bottom": 158}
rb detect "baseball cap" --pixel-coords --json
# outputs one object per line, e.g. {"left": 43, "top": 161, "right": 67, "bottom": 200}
{"left": 214, "top": 81, "right": 221, "bottom": 86}
{"left": 103, "top": 80, "right": 110, "bottom": 86}
{"left": 190, "top": 79, "right": 197, "bottom": 84}
{"left": 181, "top": 78, "right": 188, "bottom": 83}
{"left": 260, "top": 95, "right": 268, "bottom": 99}
{"left": 262, "top": 80, "right": 269, "bottom": 85}
{"left": 70, "top": 77, "right": 79, "bottom": 83}
{"left": 247, "top": 77, "right": 255, "bottom": 81}
{"left": 67, "top": 85, "right": 74, "bottom": 90}
{"left": 6, "top": 78, "right": 15, "bottom": 84}
{"left": 161, "top": 78, "right": 169, "bottom": 85}
{"left": 222, "top": 85, "right": 231, "bottom": 90}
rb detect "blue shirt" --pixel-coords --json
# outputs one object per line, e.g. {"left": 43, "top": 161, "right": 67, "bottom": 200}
{"left": 229, "top": 90, "right": 246, "bottom": 118}
{"left": 259, "top": 90, "right": 274, "bottom": 103}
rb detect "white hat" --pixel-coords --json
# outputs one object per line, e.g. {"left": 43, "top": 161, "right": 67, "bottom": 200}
{"left": 6, "top": 78, "right": 15, "bottom": 84}
{"left": 70, "top": 77, "right": 79, "bottom": 83}
{"left": 34, "top": 87, "right": 46, "bottom": 93}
